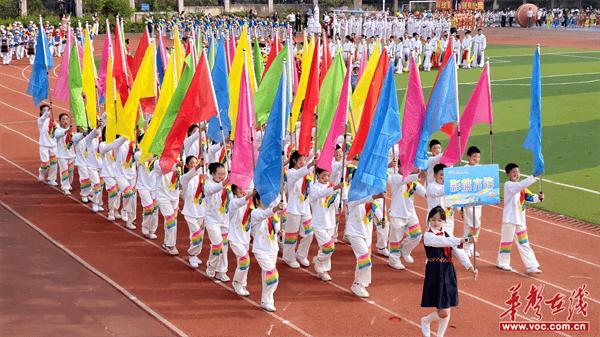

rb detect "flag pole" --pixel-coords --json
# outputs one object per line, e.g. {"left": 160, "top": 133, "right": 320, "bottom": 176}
{"left": 280, "top": 58, "right": 288, "bottom": 203}
{"left": 486, "top": 58, "right": 493, "bottom": 163}
{"left": 205, "top": 48, "right": 230, "bottom": 173}
{"left": 39, "top": 16, "right": 55, "bottom": 122}
{"left": 454, "top": 54, "right": 461, "bottom": 166}
{"left": 537, "top": 44, "right": 542, "bottom": 193}
{"left": 313, "top": 35, "right": 321, "bottom": 163}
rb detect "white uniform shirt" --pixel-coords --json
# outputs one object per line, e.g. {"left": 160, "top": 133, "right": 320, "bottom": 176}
{"left": 228, "top": 196, "right": 252, "bottom": 245}
{"left": 502, "top": 176, "right": 539, "bottom": 226}
{"left": 204, "top": 178, "right": 229, "bottom": 225}
{"left": 286, "top": 166, "right": 311, "bottom": 216}
{"left": 251, "top": 207, "right": 279, "bottom": 255}
{"left": 345, "top": 196, "right": 383, "bottom": 239}
{"left": 135, "top": 153, "right": 157, "bottom": 191}
{"left": 388, "top": 173, "right": 425, "bottom": 219}
{"left": 309, "top": 181, "right": 337, "bottom": 230}
{"left": 426, "top": 180, "right": 446, "bottom": 212}
{"left": 180, "top": 167, "right": 206, "bottom": 219}
{"left": 54, "top": 126, "right": 82, "bottom": 159}
{"left": 37, "top": 110, "right": 56, "bottom": 148}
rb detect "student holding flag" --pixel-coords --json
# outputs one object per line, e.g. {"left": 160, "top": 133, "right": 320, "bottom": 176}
{"left": 228, "top": 185, "right": 256, "bottom": 297}
{"left": 37, "top": 104, "right": 58, "bottom": 186}
{"left": 180, "top": 155, "right": 207, "bottom": 269}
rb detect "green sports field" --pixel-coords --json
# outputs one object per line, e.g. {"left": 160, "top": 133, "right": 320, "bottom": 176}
{"left": 395, "top": 45, "right": 600, "bottom": 225}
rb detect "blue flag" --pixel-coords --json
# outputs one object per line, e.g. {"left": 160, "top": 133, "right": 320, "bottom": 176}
{"left": 254, "top": 73, "right": 288, "bottom": 207}
{"left": 414, "top": 54, "right": 459, "bottom": 170}
{"left": 207, "top": 38, "right": 232, "bottom": 143}
{"left": 348, "top": 65, "right": 402, "bottom": 202}
{"left": 156, "top": 37, "right": 165, "bottom": 84}
{"left": 523, "top": 48, "right": 544, "bottom": 176}
{"left": 27, "top": 23, "right": 54, "bottom": 106}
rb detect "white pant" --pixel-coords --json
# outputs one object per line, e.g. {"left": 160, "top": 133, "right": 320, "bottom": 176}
{"left": 116, "top": 177, "right": 137, "bottom": 223}
{"left": 313, "top": 227, "right": 335, "bottom": 273}
{"left": 76, "top": 165, "right": 91, "bottom": 198}
{"left": 348, "top": 235, "right": 372, "bottom": 288}
{"left": 139, "top": 189, "right": 158, "bottom": 235}
{"left": 282, "top": 213, "right": 314, "bottom": 263}
{"left": 58, "top": 158, "right": 74, "bottom": 192}
{"left": 38, "top": 146, "right": 57, "bottom": 183}
{"left": 254, "top": 252, "right": 278, "bottom": 306}
{"left": 158, "top": 199, "right": 179, "bottom": 247}
{"left": 423, "top": 51, "right": 433, "bottom": 70}
{"left": 205, "top": 222, "right": 228, "bottom": 273}
{"left": 230, "top": 241, "right": 250, "bottom": 286}
{"left": 388, "top": 216, "right": 422, "bottom": 264}
{"left": 497, "top": 222, "right": 540, "bottom": 269}
{"left": 183, "top": 215, "right": 205, "bottom": 257}
{"left": 104, "top": 177, "right": 121, "bottom": 215}
{"left": 463, "top": 206, "right": 482, "bottom": 255}
{"left": 88, "top": 169, "right": 103, "bottom": 206}
{"left": 375, "top": 220, "right": 389, "bottom": 250}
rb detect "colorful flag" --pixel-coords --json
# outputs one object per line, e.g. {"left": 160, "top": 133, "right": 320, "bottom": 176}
{"left": 253, "top": 38, "right": 265, "bottom": 86}
{"left": 297, "top": 40, "right": 321, "bottom": 156}
{"left": 348, "top": 64, "right": 401, "bottom": 202}
{"left": 173, "top": 26, "right": 186, "bottom": 75}
{"left": 290, "top": 35, "right": 314, "bottom": 132}
{"left": 27, "top": 20, "right": 53, "bottom": 106}
{"left": 317, "top": 51, "right": 346, "bottom": 149}
{"left": 113, "top": 17, "right": 132, "bottom": 104}
{"left": 156, "top": 32, "right": 167, "bottom": 84}
{"left": 104, "top": 51, "right": 122, "bottom": 144}
{"left": 228, "top": 26, "right": 256, "bottom": 139}
{"left": 350, "top": 43, "right": 380, "bottom": 135}
{"left": 523, "top": 48, "right": 544, "bottom": 176}
{"left": 320, "top": 32, "right": 332, "bottom": 85}
{"left": 441, "top": 63, "right": 493, "bottom": 166}
{"left": 254, "top": 46, "right": 288, "bottom": 126}
{"left": 398, "top": 57, "right": 427, "bottom": 178}
{"left": 68, "top": 41, "right": 86, "bottom": 129}
{"left": 82, "top": 28, "right": 98, "bottom": 129}
{"left": 159, "top": 52, "right": 218, "bottom": 173}
{"left": 53, "top": 28, "right": 74, "bottom": 102}
{"left": 207, "top": 38, "right": 231, "bottom": 144}
{"left": 130, "top": 29, "right": 149, "bottom": 78}
{"left": 97, "top": 25, "right": 111, "bottom": 100}
{"left": 262, "top": 34, "right": 282, "bottom": 79}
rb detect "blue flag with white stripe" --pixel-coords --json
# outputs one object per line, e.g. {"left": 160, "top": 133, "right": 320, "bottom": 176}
{"left": 523, "top": 48, "right": 544, "bottom": 176}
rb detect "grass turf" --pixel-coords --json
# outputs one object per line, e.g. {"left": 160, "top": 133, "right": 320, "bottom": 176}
{"left": 394, "top": 45, "right": 600, "bottom": 224}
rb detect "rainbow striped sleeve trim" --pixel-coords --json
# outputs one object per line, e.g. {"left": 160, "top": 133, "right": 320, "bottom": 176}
{"left": 323, "top": 193, "right": 337, "bottom": 209}
{"left": 265, "top": 268, "right": 279, "bottom": 286}
{"left": 299, "top": 175, "right": 312, "bottom": 202}
{"left": 321, "top": 239, "right": 335, "bottom": 255}
{"left": 499, "top": 241, "right": 512, "bottom": 254}
{"left": 516, "top": 230, "right": 529, "bottom": 245}
{"left": 302, "top": 219, "right": 313, "bottom": 235}
{"left": 357, "top": 253, "right": 372, "bottom": 270}
{"left": 211, "top": 242, "right": 224, "bottom": 256}
{"left": 407, "top": 223, "right": 422, "bottom": 238}
{"left": 122, "top": 186, "right": 136, "bottom": 199}
{"left": 284, "top": 232, "right": 298, "bottom": 245}
{"left": 445, "top": 207, "right": 455, "bottom": 218}
{"left": 403, "top": 182, "right": 417, "bottom": 198}
{"left": 166, "top": 213, "right": 177, "bottom": 230}
{"left": 191, "top": 229, "right": 204, "bottom": 247}
{"left": 238, "top": 254, "right": 250, "bottom": 271}
{"left": 107, "top": 185, "right": 119, "bottom": 199}
{"left": 389, "top": 241, "right": 401, "bottom": 254}
{"left": 468, "top": 226, "right": 481, "bottom": 238}
{"left": 520, "top": 188, "right": 536, "bottom": 212}
{"left": 80, "top": 178, "right": 92, "bottom": 190}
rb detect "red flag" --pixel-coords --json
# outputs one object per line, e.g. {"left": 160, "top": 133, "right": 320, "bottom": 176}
{"left": 113, "top": 18, "right": 132, "bottom": 104}
{"left": 159, "top": 53, "right": 218, "bottom": 173}
{"left": 262, "top": 35, "right": 282, "bottom": 80}
{"left": 346, "top": 50, "right": 389, "bottom": 160}
{"left": 320, "top": 33, "right": 332, "bottom": 85}
{"left": 298, "top": 40, "right": 320, "bottom": 156}
{"left": 131, "top": 30, "right": 150, "bottom": 78}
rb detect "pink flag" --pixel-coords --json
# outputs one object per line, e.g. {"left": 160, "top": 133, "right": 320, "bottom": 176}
{"left": 228, "top": 34, "right": 236, "bottom": 71}
{"left": 229, "top": 63, "right": 257, "bottom": 189}
{"left": 357, "top": 46, "right": 367, "bottom": 80}
{"left": 398, "top": 57, "right": 427, "bottom": 177}
{"left": 97, "top": 28, "right": 112, "bottom": 100}
{"left": 52, "top": 28, "right": 75, "bottom": 102}
{"left": 440, "top": 64, "right": 493, "bottom": 166}
{"left": 317, "top": 59, "right": 351, "bottom": 172}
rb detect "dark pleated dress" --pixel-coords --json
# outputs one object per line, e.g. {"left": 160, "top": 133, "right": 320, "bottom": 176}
{"left": 421, "top": 231, "right": 459, "bottom": 309}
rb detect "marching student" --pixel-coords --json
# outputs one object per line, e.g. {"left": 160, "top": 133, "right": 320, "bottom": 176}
{"left": 99, "top": 136, "right": 126, "bottom": 221}
{"left": 251, "top": 192, "right": 286, "bottom": 312}
{"left": 72, "top": 127, "right": 94, "bottom": 203}
{"left": 228, "top": 185, "right": 256, "bottom": 297}
{"left": 134, "top": 147, "right": 159, "bottom": 240}
{"left": 203, "top": 162, "right": 230, "bottom": 282}
{"left": 180, "top": 155, "right": 206, "bottom": 268}
{"left": 282, "top": 151, "right": 314, "bottom": 269}
{"left": 374, "top": 196, "right": 390, "bottom": 257}
{"left": 426, "top": 163, "right": 455, "bottom": 235}
{"left": 461, "top": 146, "right": 482, "bottom": 257}
{"left": 426, "top": 139, "right": 443, "bottom": 185}
{"left": 387, "top": 162, "right": 427, "bottom": 270}
{"left": 84, "top": 125, "right": 104, "bottom": 212}
{"left": 461, "top": 30, "right": 473, "bottom": 68}
{"left": 155, "top": 157, "right": 182, "bottom": 256}
{"left": 37, "top": 104, "right": 58, "bottom": 186}
{"left": 309, "top": 168, "right": 344, "bottom": 281}
{"left": 345, "top": 193, "right": 385, "bottom": 298}
{"left": 420, "top": 206, "right": 477, "bottom": 337}
{"left": 496, "top": 163, "right": 544, "bottom": 274}
{"left": 53, "top": 113, "right": 82, "bottom": 195}
{"left": 114, "top": 136, "right": 138, "bottom": 230}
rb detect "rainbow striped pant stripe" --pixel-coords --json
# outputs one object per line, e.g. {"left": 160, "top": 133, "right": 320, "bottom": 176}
{"left": 68, "top": 161, "right": 74, "bottom": 176}
{"left": 238, "top": 254, "right": 250, "bottom": 271}
{"left": 302, "top": 219, "right": 313, "bottom": 235}
{"left": 516, "top": 230, "right": 529, "bottom": 245}
{"left": 80, "top": 178, "right": 92, "bottom": 191}
{"left": 165, "top": 213, "right": 177, "bottom": 230}
{"left": 143, "top": 202, "right": 157, "bottom": 217}
{"left": 389, "top": 241, "right": 401, "bottom": 254}
{"left": 49, "top": 157, "right": 57, "bottom": 166}
{"left": 221, "top": 232, "right": 229, "bottom": 246}
{"left": 284, "top": 232, "right": 298, "bottom": 245}
{"left": 321, "top": 239, "right": 335, "bottom": 255}
{"left": 107, "top": 185, "right": 119, "bottom": 199}
{"left": 93, "top": 183, "right": 102, "bottom": 195}
{"left": 40, "top": 162, "right": 50, "bottom": 171}
{"left": 191, "top": 229, "right": 204, "bottom": 247}
{"left": 122, "top": 186, "right": 136, "bottom": 199}
{"left": 407, "top": 223, "right": 422, "bottom": 238}
{"left": 357, "top": 253, "right": 372, "bottom": 270}
{"left": 499, "top": 241, "right": 512, "bottom": 254}
{"left": 211, "top": 242, "right": 224, "bottom": 256}
{"left": 60, "top": 169, "right": 69, "bottom": 182}
{"left": 265, "top": 268, "right": 279, "bottom": 286}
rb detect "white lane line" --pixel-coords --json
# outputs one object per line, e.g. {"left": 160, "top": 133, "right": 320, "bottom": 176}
{"left": 492, "top": 78, "right": 600, "bottom": 86}
{"left": 0, "top": 124, "right": 39, "bottom": 143}
{"left": 0, "top": 200, "right": 190, "bottom": 337}
{"left": 490, "top": 51, "right": 600, "bottom": 58}
{"left": 0, "top": 154, "right": 313, "bottom": 337}
{"left": 0, "top": 80, "right": 70, "bottom": 113}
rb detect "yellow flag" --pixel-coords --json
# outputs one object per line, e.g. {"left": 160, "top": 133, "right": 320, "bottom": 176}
{"left": 228, "top": 26, "right": 256, "bottom": 139}
{"left": 173, "top": 27, "right": 185, "bottom": 76}
{"left": 139, "top": 48, "right": 178, "bottom": 162}
{"left": 289, "top": 35, "right": 314, "bottom": 132}
{"left": 104, "top": 54, "right": 123, "bottom": 143}
{"left": 350, "top": 44, "right": 380, "bottom": 135}
{"left": 82, "top": 28, "right": 98, "bottom": 129}
{"left": 116, "top": 42, "right": 156, "bottom": 140}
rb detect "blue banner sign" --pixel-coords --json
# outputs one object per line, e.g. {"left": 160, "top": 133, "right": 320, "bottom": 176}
{"left": 444, "top": 164, "right": 500, "bottom": 208}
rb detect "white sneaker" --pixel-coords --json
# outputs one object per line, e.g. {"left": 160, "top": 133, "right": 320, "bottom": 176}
{"left": 162, "top": 244, "right": 179, "bottom": 256}
{"left": 107, "top": 213, "right": 116, "bottom": 221}
{"left": 92, "top": 204, "right": 99, "bottom": 212}
{"left": 82, "top": 196, "right": 89, "bottom": 203}
{"left": 215, "top": 272, "right": 230, "bottom": 282}
{"left": 242, "top": 286, "right": 250, "bottom": 296}
{"left": 318, "top": 272, "right": 332, "bottom": 282}
{"left": 285, "top": 260, "right": 300, "bottom": 269}
{"left": 474, "top": 251, "right": 480, "bottom": 257}
{"left": 388, "top": 260, "right": 406, "bottom": 270}
{"left": 261, "top": 302, "right": 276, "bottom": 312}
{"left": 125, "top": 222, "right": 136, "bottom": 230}
{"left": 38, "top": 173, "right": 44, "bottom": 182}
{"left": 188, "top": 256, "right": 200, "bottom": 269}
{"left": 98, "top": 206, "right": 105, "bottom": 212}
{"left": 378, "top": 247, "right": 390, "bottom": 257}
{"left": 48, "top": 181, "right": 58, "bottom": 186}
{"left": 351, "top": 283, "right": 369, "bottom": 298}
{"left": 233, "top": 281, "right": 248, "bottom": 296}
{"left": 526, "top": 267, "right": 542, "bottom": 274}
{"left": 206, "top": 267, "right": 216, "bottom": 278}
{"left": 63, "top": 190, "right": 71, "bottom": 196}
{"left": 297, "top": 257, "right": 310, "bottom": 267}
{"left": 465, "top": 249, "right": 472, "bottom": 258}
{"left": 143, "top": 233, "right": 158, "bottom": 240}
{"left": 497, "top": 265, "right": 513, "bottom": 272}
{"left": 420, "top": 317, "right": 431, "bottom": 337}
{"left": 115, "top": 213, "right": 122, "bottom": 220}
{"left": 121, "top": 214, "right": 129, "bottom": 222}
{"left": 402, "top": 253, "right": 415, "bottom": 264}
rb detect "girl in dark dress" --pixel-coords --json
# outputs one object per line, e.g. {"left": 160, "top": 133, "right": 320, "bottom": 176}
{"left": 420, "top": 206, "right": 478, "bottom": 337}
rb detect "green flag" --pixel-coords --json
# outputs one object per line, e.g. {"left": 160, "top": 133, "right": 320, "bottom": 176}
{"left": 254, "top": 45, "right": 287, "bottom": 127}
{"left": 253, "top": 38, "right": 265, "bottom": 87}
{"left": 317, "top": 52, "right": 346, "bottom": 149}
{"left": 68, "top": 42, "right": 87, "bottom": 129}
{"left": 148, "top": 54, "right": 195, "bottom": 157}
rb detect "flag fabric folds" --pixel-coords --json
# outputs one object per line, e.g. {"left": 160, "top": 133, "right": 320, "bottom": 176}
{"left": 254, "top": 45, "right": 288, "bottom": 126}
{"left": 27, "top": 21, "right": 53, "bottom": 106}
{"left": 253, "top": 38, "right": 265, "bottom": 86}
{"left": 348, "top": 64, "right": 401, "bottom": 202}
{"left": 316, "top": 51, "right": 346, "bottom": 149}
{"left": 523, "top": 48, "right": 544, "bottom": 177}
{"left": 350, "top": 43, "right": 379, "bottom": 134}
{"left": 81, "top": 28, "right": 98, "bottom": 129}
{"left": 113, "top": 17, "right": 132, "bottom": 104}
{"left": 290, "top": 35, "right": 314, "bottom": 132}
{"left": 297, "top": 40, "right": 320, "bottom": 155}
{"left": 68, "top": 41, "right": 87, "bottom": 128}
{"left": 97, "top": 27, "right": 111, "bottom": 100}
{"left": 53, "top": 28, "right": 74, "bottom": 102}
{"left": 228, "top": 26, "right": 256, "bottom": 139}
{"left": 207, "top": 38, "right": 232, "bottom": 144}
